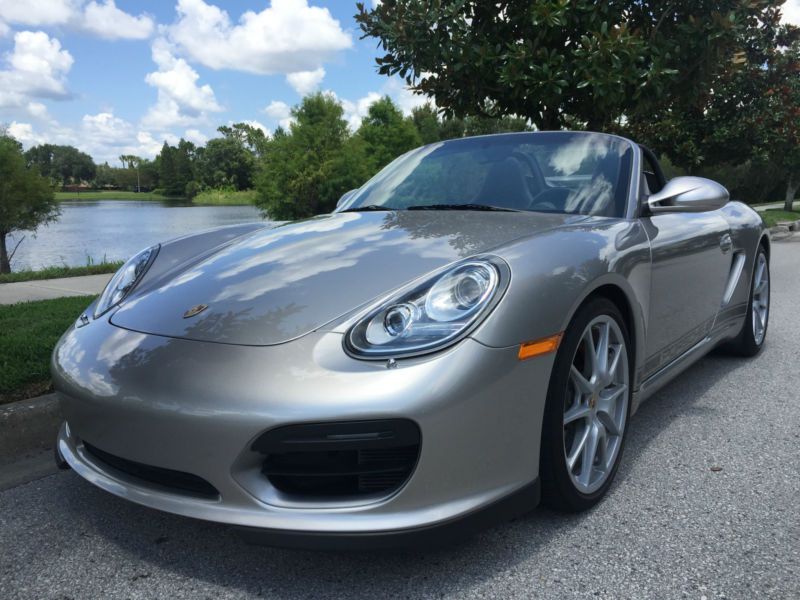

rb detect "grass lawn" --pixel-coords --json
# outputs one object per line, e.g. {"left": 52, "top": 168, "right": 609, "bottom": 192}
{"left": 761, "top": 209, "right": 800, "bottom": 228}
{"left": 193, "top": 189, "right": 257, "bottom": 205}
{"left": 55, "top": 190, "right": 171, "bottom": 201}
{"left": 0, "top": 296, "right": 95, "bottom": 405}
{"left": 0, "top": 261, "right": 122, "bottom": 284}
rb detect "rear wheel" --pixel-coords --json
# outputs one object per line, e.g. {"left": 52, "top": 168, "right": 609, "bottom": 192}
{"left": 540, "top": 298, "right": 632, "bottom": 512}
{"left": 727, "top": 247, "right": 769, "bottom": 357}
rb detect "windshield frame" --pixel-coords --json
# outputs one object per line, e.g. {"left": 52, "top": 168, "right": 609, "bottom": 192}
{"left": 336, "top": 131, "right": 641, "bottom": 220}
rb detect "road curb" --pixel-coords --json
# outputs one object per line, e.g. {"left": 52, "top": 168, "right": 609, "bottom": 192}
{"left": 768, "top": 220, "right": 799, "bottom": 237}
{"left": 0, "top": 394, "right": 62, "bottom": 466}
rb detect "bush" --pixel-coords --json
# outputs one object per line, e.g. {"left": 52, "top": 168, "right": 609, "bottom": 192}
{"left": 184, "top": 180, "right": 201, "bottom": 200}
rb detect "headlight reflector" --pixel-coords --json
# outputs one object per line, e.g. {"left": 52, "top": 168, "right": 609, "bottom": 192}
{"left": 347, "top": 258, "right": 507, "bottom": 358}
{"left": 425, "top": 263, "right": 496, "bottom": 322}
{"left": 93, "top": 245, "right": 158, "bottom": 317}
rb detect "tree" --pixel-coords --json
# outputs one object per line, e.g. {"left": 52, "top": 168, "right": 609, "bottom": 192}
{"left": 356, "top": 1, "right": 780, "bottom": 130}
{"left": 217, "top": 122, "right": 269, "bottom": 157}
{"left": 158, "top": 142, "right": 178, "bottom": 195}
{"left": 438, "top": 116, "right": 466, "bottom": 141}
{"left": 25, "top": 144, "right": 95, "bottom": 185}
{"left": 0, "top": 134, "right": 59, "bottom": 273}
{"left": 356, "top": 96, "right": 421, "bottom": 171}
{"left": 174, "top": 139, "right": 196, "bottom": 194}
{"left": 157, "top": 140, "right": 196, "bottom": 196}
{"left": 624, "top": 5, "right": 799, "bottom": 207}
{"left": 199, "top": 128, "right": 260, "bottom": 190}
{"left": 255, "top": 93, "right": 352, "bottom": 220}
{"left": 761, "top": 40, "right": 800, "bottom": 210}
{"left": 463, "top": 115, "right": 530, "bottom": 136}
{"left": 411, "top": 104, "right": 442, "bottom": 144}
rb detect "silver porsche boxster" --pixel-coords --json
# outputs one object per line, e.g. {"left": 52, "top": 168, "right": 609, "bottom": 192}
{"left": 52, "top": 131, "right": 770, "bottom": 549}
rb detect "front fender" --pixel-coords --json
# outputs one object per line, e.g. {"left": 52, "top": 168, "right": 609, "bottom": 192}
{"left": 472, "top": 219, "right": 651, "bottom": 389}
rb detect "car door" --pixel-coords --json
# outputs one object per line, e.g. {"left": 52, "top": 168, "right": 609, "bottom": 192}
{"left": 638, "top": 152, "right": 732, "bottom": 377}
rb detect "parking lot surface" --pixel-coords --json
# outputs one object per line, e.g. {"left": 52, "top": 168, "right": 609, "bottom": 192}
{"left": 1, "top": 240, "right": 798, "bottom": 599}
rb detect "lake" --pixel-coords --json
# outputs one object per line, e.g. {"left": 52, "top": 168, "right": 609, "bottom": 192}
{"left": 10, "top": 200, "right": 267, "bottom": 271}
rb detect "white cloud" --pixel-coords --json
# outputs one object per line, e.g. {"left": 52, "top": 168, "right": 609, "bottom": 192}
{"left": 783, "top": 0, "right": 800, "bottom": 25}
{"left": 80, "top": 112, "right": 170, "bottom": 161}
{"left": 165, "top": 0, "right": 351, "bottom": 75}
{"left": 0, "top": 20, "right": 9, "bottom": 37}
{"left": 133, "top": 130, "right": 173, "bottom": 157}
{"left": 263, "top": 100, "right": 293, "bottom": 129}
{"left": 338, "top": 91, "right": 382, "bottom": 129}
{"left": 143, "top": 38, "right": 222, "bottom": 130}
{"left": 7, "top": 121, "right": 45, "bottom": 145}
{"left": 0, "top": 0, "right": 155, "bottom": 40}
{"left": 333, "top": 78, "right": 429, "bottom": 130}
{"left": 0, "top": 0, "right": 78, "bottom": 27}
{"left": 82, "top": 111, "right": 134, "bottom": 143}
{"left": 25, "top": 101, "right": 49, "bottom": 118}
{"left": 286, "top": 67, "right": 325, "bottom": 95}
{"left": 184, "top": 128, "right": 208, "bottom": 145}
{"left": 382, "top": 77, "right": 429, "bottom": 114}
{"left": 0, "top": 31, "right": 73, "bottom": 112}
{"left": 7, "top": 108, "right": 199, "bottom": 164}
{"left": 83, "top": 1, "right": 154, "bottom": 40}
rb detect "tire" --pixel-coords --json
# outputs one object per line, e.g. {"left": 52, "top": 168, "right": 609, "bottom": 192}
{"left": 726, "top": 246, "right": 770, "bottom": 357}
{"left": 540, "top": 297, "right": 632, "bottom": 512}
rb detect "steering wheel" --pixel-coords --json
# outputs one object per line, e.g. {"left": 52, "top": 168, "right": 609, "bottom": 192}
{"left": 528, "top": 187, "right": 572, "bottom": 213}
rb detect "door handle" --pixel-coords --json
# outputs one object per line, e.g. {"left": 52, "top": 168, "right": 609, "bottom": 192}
{"left": 720, "top": 233, "right": 733, "bottom": 253}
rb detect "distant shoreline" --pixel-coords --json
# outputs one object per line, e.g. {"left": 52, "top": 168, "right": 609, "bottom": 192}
{"left": 55, "top": 191, "right": 169, "bottom": 201}
{"left": 54, "top": 189, "right": 256, "bottom": 206}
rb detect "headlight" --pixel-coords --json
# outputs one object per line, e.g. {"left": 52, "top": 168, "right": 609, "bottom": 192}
{"left": 346, "top": 257, "right": 508, "bottom": 358}
{"left": 94, "top": 245, "right": 159, "bottom": 318}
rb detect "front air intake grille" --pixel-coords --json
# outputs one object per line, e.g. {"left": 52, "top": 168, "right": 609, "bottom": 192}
{"left": 83, "top": 442, "right": 219, "bottom": 499}
{"left": 252, "top": 420, "right": 421, "bottom": 500}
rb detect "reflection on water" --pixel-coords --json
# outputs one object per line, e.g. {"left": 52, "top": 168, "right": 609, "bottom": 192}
{"left": 10, "top": 200, "right": 265, "bottom": 270}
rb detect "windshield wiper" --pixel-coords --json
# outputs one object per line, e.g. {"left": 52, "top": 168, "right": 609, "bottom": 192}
{"left": 406, "top": 203, "right": 520, "bottom": 212}
{"left": 340, "top": 204, "right": 396, "bottom": 212}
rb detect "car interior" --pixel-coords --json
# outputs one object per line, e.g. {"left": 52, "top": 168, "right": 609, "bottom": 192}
{"left": 471, "top": 146, "right": 630, "bottom": 217}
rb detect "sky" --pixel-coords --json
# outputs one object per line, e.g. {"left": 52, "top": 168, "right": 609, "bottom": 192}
{"left": 0, "top": 0, "right": 799, "bottom": 165}
{"left": 0, "top": 0, "right": 418, "bottom": 164}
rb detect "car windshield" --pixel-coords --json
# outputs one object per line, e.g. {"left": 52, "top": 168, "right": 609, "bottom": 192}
{"left": 341, "top": 132, "right": 634, "bottom": 218}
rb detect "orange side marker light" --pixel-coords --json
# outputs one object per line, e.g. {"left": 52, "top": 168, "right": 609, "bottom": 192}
{"left": 518, "top": 333, "right": 563, "bottom": 361}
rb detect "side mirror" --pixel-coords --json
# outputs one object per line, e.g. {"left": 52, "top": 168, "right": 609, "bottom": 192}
{"left": 646, "top": 176, "right": 729, "bottom": 214}
{"left": 336, "top": 189, "right": 358, "bottom": 210}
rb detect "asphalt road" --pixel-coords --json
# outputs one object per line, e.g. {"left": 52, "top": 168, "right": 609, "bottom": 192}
{"left": 2, "top": 240, "right": 799, "bottom": 600}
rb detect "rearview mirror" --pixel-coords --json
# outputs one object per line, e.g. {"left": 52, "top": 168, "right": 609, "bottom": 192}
{"left": 647, "top": 176, "right": 729, "bottom": 214}
{"left": 336, "top": 189, "right": 358, "bottom": 210}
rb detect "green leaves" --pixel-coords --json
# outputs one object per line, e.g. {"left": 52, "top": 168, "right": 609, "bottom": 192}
{"left": 255, "top": 93, "right": 360, "bottom": 221}
{"left": 356, "top": 0, "right": 778, "bottom": 131}
{"left": 0, "top": 135, "right": 59, "bottom": 273}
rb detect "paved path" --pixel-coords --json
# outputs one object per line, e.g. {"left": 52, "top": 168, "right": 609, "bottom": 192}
{"left": 0, "top": 273, "right": 111, "bottom": 305}
{"left": 752, "top": 200, "right": 798, "bottom": 212}
{"left": 1, "top": 242, "right": 799, "bottom": 599}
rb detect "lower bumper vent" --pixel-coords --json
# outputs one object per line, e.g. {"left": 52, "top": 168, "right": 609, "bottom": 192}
{"left": 83, "top": 442, "right": 219, "bottom": 499}
{"left": 251, "top": 420, "right": 421, "bottom": 500}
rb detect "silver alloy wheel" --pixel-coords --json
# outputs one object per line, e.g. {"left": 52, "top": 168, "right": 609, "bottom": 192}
{"left": 563, "top": 315, "right": 629, "bottom": 495}
{"left": 752, "top": 253, "right": 769, "bottom": 345}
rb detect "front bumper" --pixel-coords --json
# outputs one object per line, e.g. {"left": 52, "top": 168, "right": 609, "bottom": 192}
{"left": 52, "top": 317, "right": 554, "bottom": 545}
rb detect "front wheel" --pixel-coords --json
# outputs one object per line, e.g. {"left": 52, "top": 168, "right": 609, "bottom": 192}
{"left": 727, "top": 247, "right": 769, "bottom": 357}
{"left": 540, "top": 298, "right": 632, "bottom": 512}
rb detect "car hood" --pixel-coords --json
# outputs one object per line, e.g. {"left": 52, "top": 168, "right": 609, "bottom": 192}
{"left": 110, "top": 210, "right": 586, "bottom": 345}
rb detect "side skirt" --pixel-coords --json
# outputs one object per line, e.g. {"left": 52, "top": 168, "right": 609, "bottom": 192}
{"left": 632, "top": 338, "right": 708, "bottom": 413}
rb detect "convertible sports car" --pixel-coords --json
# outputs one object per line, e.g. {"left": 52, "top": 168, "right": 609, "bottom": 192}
{"left": 52, "top": 131, "right": 769, "bottom": 549}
